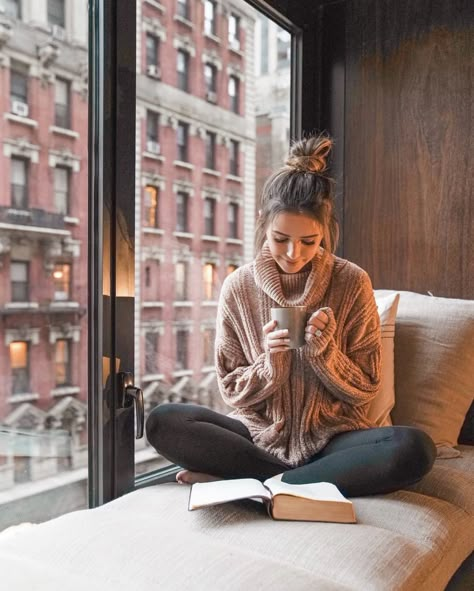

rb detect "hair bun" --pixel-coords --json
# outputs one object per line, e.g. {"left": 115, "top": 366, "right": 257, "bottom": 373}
{"left": 285, "top": 134, "right": 333, "bottom": 173}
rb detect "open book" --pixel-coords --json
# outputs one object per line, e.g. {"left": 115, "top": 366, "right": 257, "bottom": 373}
{"left": 188, "top": 475, "right": 356, "bottom": 523}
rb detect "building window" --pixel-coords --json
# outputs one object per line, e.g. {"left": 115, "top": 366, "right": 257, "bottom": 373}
{"left": 10, "top": 341, "right": 30, "bottom": 394}
{"left": 53, "top": 263, "right": 71, "bottom": 301}
{"left": 177, "top": 121, "right": 189, "bottom": 161}
{"left": 176, "top": 191, "right": 189, "bottom": 232}
{"left": 175, "top": 262, "right": 188, "bottom": 300}
{"left": 229, "top": 140, "right": 239, "bottom": 176}
{"left": 55, "top": 78, "right": 70, "bottom": 128}
{"left": 11, "top": 157, "right": 28, "bottom": 209}
{"left": 48, "top": 0, "right": 65, "bottom": 27}
{"left": 5, "top": 0, "right": 21, "bottom": 19}
{"left": 177, "top": 49, "right": 189, "bottom": 92}
{"left": 54, "top": 166, "right": 70, "bottom": 215}
{"left": 228, "top": 75, "right": 239, "bottom": 114}
{"left": 11, "top": 261, "right": 29, "bottom": 302}
{"left": 144, "top": 185, "right": 159, "bottom": 228}
{"left": 277, "top": 29, "right": 291, "bottom": 67}
{"left": 228, "top": 13, "right": 240, "bottom": 49}
{"left": 145, "top": 265, "right": 151, "bottom": 288}
{"left": 145, "top": 332, "right": 158, "bottom": 374}
{"left": 146, "top": 110, "right": 160, "bottom": 153}
{"left": 176, "top": 330, "right": 188, "bottom": 370}
{"left": 204, "top": 63, "right": 217, "bottom": 100}
{"left": 10, "top": 63, "right": 28, "bottom": 114}
{"left": 203, "top": 263, "right": 217, "bottom": 300}
{"left": 176, "top": 0, "right": 189, "bottom": 20}
{"left": 203, "top": 328, "right": 215, "bottom": 366}
{"left": 204, "top": 197, "right": 216, "bottom": 235}
{"left": 205, "top": 131, "right": 216, "bottom": 169}
{"left": 55, "top": 339, "right": 71, "bottom": 386}
{"left": 226, "top": 264, "right": 238, "bottom": 275}
{"left": 146, "top": 34, "right": 159, "bottom": 68}
{"left": 204, "top": 0, "right": 216, "bottom": 36}
{"left": 228, "top": 203, "right": 239, "bottom": 238}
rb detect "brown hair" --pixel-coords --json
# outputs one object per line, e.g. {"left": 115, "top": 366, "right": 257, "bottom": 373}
{"left": 255, "top": 133, "right": 339, "bottom": 253}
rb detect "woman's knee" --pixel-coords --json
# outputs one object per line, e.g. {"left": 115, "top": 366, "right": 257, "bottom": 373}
{"left": 145, "top": 403, "right": 187, "bottom": 447}
{"left": 395, "top": 426, "right": 437, "bottom": 480}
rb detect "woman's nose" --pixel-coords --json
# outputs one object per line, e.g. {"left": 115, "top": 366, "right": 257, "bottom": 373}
{"left": 287, "top": 241, "right": 300, "bottom": 259}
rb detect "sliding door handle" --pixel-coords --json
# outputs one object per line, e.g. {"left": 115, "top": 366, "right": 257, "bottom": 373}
{"left": 117, "top": 372, "right": 145, "bottom": 439}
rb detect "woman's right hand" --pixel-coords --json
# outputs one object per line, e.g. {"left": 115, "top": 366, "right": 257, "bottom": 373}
{"left": 263, "top": 319, "right": 291, "bottom": 353}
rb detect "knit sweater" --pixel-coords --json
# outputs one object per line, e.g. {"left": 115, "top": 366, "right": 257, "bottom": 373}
{"left": 215, "top": 243, "right": 382, "bottom": 468}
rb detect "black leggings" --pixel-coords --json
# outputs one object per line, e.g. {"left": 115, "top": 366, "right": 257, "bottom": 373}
{"left": 145, "top": 403, "right": 436, "bottom": 497}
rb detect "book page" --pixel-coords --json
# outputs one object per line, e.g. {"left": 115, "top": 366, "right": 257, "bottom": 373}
{"left": 189, "top": 478, "right": 272, "bottom": 510}
{"left": 264, "top": 476, "right": 351, "bottom": 504}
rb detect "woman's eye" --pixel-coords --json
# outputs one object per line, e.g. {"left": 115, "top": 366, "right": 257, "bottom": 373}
{"left": 273, "top": 237, "right": 287, "bottom": 243}
{"left": 302, "top": 241, "right": 316, "bottom": 246}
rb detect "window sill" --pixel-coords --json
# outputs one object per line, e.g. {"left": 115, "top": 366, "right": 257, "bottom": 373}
{"left": 226, "top": 174, "right": 242, "bottom": 182}
{"left": 172, "top": 369, "right": 193, "bottom": 378}
{"left": 8, "top": 392, "right": 40, "bottom": 403}
{"left": 141, "top": 373, "right": 165, "bottom": 382}
{"left": 229, "top": 45, "right": 244, "bottom": 57}
{"left": 64, "top": 216, "right": 79, "bottom": 225}
{"left": 49, "top": 301, "right": 80, "bottom": 309}
{"left": 174, "top": 15, "right": 193, "bottom": 28}
{"left": 50, "top": 126, "right": 79, "bottom": 139}
{"left": 173, "top": 160, "right": 194, "bottom": 170}
{"left": 143, "top": 227, "right": 164, "bottom": 235}
{"left": 226, "top": 238, "right": 243, "bottom": 245}
{"left": 203, "top": 168, "right": 221, "bottom": 177}
{"left": 143, "top": 151, "right": 165, "bottom": 162}
{"left": 201, "top": 235, "right": 220, "bottom": 242}
{"left": 4, "top": 112, "right": 38, "bottom": 127}
{"left": 173, "top": 301, "right": 193, "bottom": 307}
{"left": 142, "top": 301, "right": 164, "bottom": 308}
{"left": 144, "top": 0, "right": 165, "bottom": 12}
{"left": 51, "top": 386, "right": 80, "bottom": 397}
{"left": 201, "top": 366, "right": 216, "bottom": 374}
{"left": 204, "top": 32, "right": 221, "bottom": 44}
{"left": 173, "top": 231, "right": 194, "bottom": 238}
{"left": 202, "top": 301, "right": 218, "bottom": 307}
{"left": 5, "top": 302, "right": 39, "bottom": 310}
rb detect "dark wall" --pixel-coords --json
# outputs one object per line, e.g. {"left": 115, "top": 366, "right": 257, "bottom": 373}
{"left": 321, "top": 0, "right": 473, "bottom": 298}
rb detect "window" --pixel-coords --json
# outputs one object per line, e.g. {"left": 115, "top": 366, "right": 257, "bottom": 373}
{"left": 5, "top": 0, "right": 21, "bottom": 19}
{"left": 177, "top": 121, "right": 189, "bottom": 161}
{"left": 145, "top": 332, "right": 158, "bottom": 374}
{"left": 146, "top": 34, "right": 159, "bottom": 68}
{"left": 277, "top": 29, "right": 291, "bottom": 67}
{"left": 202, "top": 328, "right": 215, "bottom": 366}
{"left": 54, "top": 166, "right": 70, "bottom": 215}
{"left": 145, "top": 265, "right": 151, "bottom": 288}
{"left": 204, "top": 197, "right": 216, "bottom": 235}
{"left": 204, "top": 1, "right": 216, "bottom": 36}
{"left": 176, "top": 191, "right": 189, "bottom": 232}
{"left": 48, "top": 0, "right": 65, "bottom": 27}
{"left": 205, "top": 131, "right": 216, "bottom": 169}
{"left": 202, "top": 263, "right": 216, "bottom": 300}
{"left": 229, "top": 140, "right": 239, "bottom": 176}
{"left": 55, "top": 78, "right": 70, "bottom": 128}
{"left": 176, "top": 330, "right": 188, "bottom": 370}
{"left": 10, "top": 63, "right": 28, "bottom": 108}
{"left": 204, "top": 63, "right": 217, "bottom": 97}
{"left": 228, "top": 13, "right": 240, "bottom": 48}
{"left": 177, "top": 49, "right": 189, "bottom": 92}
{"left": 226, "top": 264, "right": 238, "bottom": 275}
{"left": 228, "top": 75, "right": 239, "bottom": 113}
{"left": 11, "top": 261, "right": 29, "bottom": 302}
{"left": 11, "top": 157, "right": 28, "bottom": 208}
{"left": 144, "top": 185, "right": 159, "bottom": 228}
{"left": 10, "top": 341, "right": 30, "bottom": 394}
{"left": 55, "top": 339, "right": 71, "bottom": 386}
{"left": 176, "top": 0, "right": 189, "bottom": 20}
{"left": 146, "top": 111, "right": 160, "bottom": 153}
{"left": 53, "top": 263, "right": 71, "bottom": 300}
{"left": 228, "top": 203, "right": 239, "bottom": 238}
{"left": 175, "top": 262, "right": 188, "bottom": 300}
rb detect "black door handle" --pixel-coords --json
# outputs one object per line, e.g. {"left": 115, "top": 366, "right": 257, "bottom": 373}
{"left": 117, "top": 372, "right": 145, "bottom": 439}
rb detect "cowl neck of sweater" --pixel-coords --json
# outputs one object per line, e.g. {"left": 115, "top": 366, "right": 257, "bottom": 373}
{"left": 254, "top": 242, "right": 334, "bottom": 307}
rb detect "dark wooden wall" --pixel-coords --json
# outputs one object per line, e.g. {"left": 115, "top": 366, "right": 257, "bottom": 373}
{"left": 320, "top": 0, "right": 473, "bottom": 299}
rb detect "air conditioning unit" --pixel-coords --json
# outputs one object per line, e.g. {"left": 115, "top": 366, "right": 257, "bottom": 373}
{"left": 230, "top": 38, "right": 241, "bottom": 51}
{"left": 51, "top": 25, "right": 66, "bottom": 41}
{"left": 146, "top": 64, "right": 161, "bottom": 79}
{"left": 206, "top": 91, "right": 217, "bottom": 103}
{"left": 11, "top": 100, "right": 29, "bottom": 117}
{"left": 147, "top": 140, "right": 161, "bottom": 154}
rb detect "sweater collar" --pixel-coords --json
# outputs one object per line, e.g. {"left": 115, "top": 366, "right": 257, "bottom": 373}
{"left": 254, "top": 242, "right": 334, "bottom": 307}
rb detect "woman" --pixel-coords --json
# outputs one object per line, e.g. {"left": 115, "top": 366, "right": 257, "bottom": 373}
{"left": 146, "top": 134, "right": 436, "bottom": 496}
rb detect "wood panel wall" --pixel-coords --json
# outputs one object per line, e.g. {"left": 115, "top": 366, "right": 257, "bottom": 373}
{"left": 335, "top": 0, "right": 473, "bottom": 298}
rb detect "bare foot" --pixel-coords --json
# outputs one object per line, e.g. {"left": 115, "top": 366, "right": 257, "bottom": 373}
{"left": 176, "top": 470, "right": 221, "bottom": 485}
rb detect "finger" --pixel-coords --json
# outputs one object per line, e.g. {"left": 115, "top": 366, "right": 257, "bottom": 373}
{"left": 263, "top": 319, "right": 278, "bottom": 334}
{"left": 309, "top": 310, "right": 329, "bottom": 325}
{"left": 306, "top": 318, "right": 326, "bottom": 331}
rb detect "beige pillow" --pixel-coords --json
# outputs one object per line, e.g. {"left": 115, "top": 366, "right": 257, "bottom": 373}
{"left": 368, "top": 292, "right": 400, "bottom": 426}
{"left": 375, "top": 290, "right": 474, "bottom": 457}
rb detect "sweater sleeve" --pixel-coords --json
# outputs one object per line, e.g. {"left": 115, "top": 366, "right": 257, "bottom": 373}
{"left": 215, "top": 281, "right": 291, "bottom": 410}
{"left": 305, "top": 273, "right": 381, "bottom": 406}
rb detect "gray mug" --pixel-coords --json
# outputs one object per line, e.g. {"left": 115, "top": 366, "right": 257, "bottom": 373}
{"left": 270, "top": 306, "right": 308, "bottom": 349}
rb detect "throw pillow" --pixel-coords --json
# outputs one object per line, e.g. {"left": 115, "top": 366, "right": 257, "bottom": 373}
{"left": 368, "top": 292, "right": 400, "bottom": 427}
{"left": 375, "top": 290, "right": 474, "bottom": 458}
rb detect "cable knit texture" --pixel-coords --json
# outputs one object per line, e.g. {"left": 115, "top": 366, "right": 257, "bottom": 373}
{"left": 215, "top": 243, "right": 382, "bottom": 468}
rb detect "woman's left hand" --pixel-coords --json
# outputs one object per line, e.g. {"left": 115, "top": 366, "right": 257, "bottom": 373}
{"left": 305, "top": 309, "right": 329, "bottom": 340}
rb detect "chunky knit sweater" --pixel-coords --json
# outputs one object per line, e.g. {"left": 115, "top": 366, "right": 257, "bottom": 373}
{"left": 215, "top": 243, "right": 381, "bottom": 468}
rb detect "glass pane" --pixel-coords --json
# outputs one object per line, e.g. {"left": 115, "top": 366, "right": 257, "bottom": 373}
{"left": 134, "top": 1, "right": 291, "bottom": 477}
{"left": 0, "top": 1, "right": 88, "bottom": 531}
